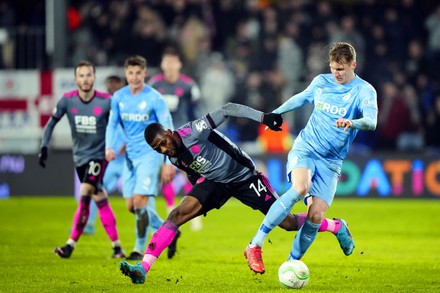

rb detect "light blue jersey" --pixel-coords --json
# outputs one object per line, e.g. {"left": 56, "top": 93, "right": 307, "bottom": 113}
{"left": 275, "top": 74, "right": 377, "bottom": 205}
{"left": 275, "top": 74, "right": 377, "bottom": 169}
{"left": 106, "top": 84, "right": 173, "bottom": 160}
{"left": 106, "top": 84, "right": 173, "bottom": 196}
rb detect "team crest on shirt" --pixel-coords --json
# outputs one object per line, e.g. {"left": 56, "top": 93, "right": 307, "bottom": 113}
{"left": 195, "top": 119, "right": 208, "bottom": 132}
{"left": 342, "top": 93, "right": 351, "bottom": 102}
{"left": 314, "top": 88, "right": 323, "bottom": 99}
{"left": 139, "top": 101, "right": 147, "bottom": 110}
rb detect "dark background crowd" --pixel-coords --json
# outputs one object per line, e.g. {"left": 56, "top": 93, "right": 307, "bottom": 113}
{"left": 1, "top": 0, "right": 440, "bottom": 153}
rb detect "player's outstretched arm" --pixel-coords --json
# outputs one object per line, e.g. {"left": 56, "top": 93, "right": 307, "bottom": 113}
{"left": 208, "top": 102, "right": 282, "bottom": 131}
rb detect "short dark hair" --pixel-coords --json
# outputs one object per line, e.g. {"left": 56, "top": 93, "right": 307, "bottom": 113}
{"left": 144, "top": 122, "right": 165, "bottom": 146}
{"left": 161, "top": 47, "right": 181, "bottom": 60}
{"left": 124, "top": 55, "right": 147, "bottom": 69}
{"left": 74, "top": 61, "right": 95, "bottom": 75}
{"left": 105, "top": 75, "right": 124, "bottom": 83}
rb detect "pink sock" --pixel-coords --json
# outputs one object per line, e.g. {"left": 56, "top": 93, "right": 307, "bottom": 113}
{"left": 296, "top": 213, "right": 341, "bottom": 233}
{"left": 318, "top": 218, "right": 341, "bottom": 233}
{"left": 97, "top": 198, "right": 119, "bottom": 241}
{"left": 141, "top": 220, "right": 178, "bottom": 273}
{"left": 70, "top": 196, "right": 91, "bottom": 241}
{"left": 162, "top": 183, "right": 175, "bottom": 208}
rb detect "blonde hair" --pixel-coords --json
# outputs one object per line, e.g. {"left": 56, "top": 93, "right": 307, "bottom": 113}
{"left": 328, "top": 42, "right": 356, "bottom": 64}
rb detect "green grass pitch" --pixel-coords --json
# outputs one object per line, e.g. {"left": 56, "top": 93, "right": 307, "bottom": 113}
{"left": 0, "top": 196, "right": 439, "bottom": 292}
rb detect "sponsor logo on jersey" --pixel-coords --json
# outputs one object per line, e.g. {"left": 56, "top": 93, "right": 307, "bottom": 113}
{"left": 74, "top": 115, "right": 97, "bottom": 133}
{"left": 195, "top": 119, "right": 208, "bottom": 132}
{"left": 121, "top": 112, "right": 150, "bottom": 122}
{"left": 315, "top": 101, "right": 347, "bottom": 116}
{"left": 189, "top": 155, "right": 211, "bottom": 172}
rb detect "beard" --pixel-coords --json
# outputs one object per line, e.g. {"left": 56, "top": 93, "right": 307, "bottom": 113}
{"left": 79, "top": 83, "right": 94, "bottom": 92}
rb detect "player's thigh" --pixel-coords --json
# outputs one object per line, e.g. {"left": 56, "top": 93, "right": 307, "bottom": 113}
{"left": 187, "top": 179, "right": 231, "bottom": 214}
{"left": 132, "top": 156, "right": 162, "bottom": 196}
{"left": 121, "top": 160, "right": 134, "bottom": 199}
{"left": 76, "top": 159, "right": 107, "bottom": 194}
{"left": 307, "top": 161, "right": 339, "bottom": 207}
{"left": 287, "top": 150, "right": 315, "bottom": 195}
{"left": 103, "top": 157, "right": 124, "bottom": 190}
{"left": 232, "top": 173, "right": 279, "bottom": 215}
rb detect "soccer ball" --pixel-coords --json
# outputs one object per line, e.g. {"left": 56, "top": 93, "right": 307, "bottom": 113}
{"left": 278, "top": 260, "right": 310, "bottom": 289}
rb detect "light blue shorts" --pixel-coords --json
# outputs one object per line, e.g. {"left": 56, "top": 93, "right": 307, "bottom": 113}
{"left": 103, "top": 155, "right": 125, "bottom": 193}
{"left": 122, "top": 153, "right": 162, "bottom": 198}
{"left": 286, "top": 148, "right": 341, "bottom": 207}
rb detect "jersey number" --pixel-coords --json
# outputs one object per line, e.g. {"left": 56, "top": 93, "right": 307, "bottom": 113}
{"left": 249, "top": 179, "right": 267, "bottom": 197}
{"left": 87, "top": 161, "right": 102, "bottom": 176}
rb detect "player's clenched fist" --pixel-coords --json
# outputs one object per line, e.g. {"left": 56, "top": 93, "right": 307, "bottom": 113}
{"left": 335, "top": 118, "right": 353, "bottom": 131}
{"left": 105, "top": 148, "right": 116, "bottom": 162}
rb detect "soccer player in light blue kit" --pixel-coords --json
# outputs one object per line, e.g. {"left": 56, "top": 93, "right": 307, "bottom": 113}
{"left": 105, "top": 55, "right": 176, "bottom": 261}
{"left": 245, "top": 42, "right": 378, "bottom": 274}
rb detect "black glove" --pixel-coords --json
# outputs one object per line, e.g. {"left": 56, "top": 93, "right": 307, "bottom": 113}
{"left": 262, "top": 113, "right": 283, "bottom": 131}
{"left": 38, "top": 146, "right": 48, "bottom": 168}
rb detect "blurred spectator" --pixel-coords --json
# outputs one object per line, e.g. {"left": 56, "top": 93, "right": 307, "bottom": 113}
{"left": 405, "top": 39, "right": 429, "bottom": 86}
{"left": 424, "top": 93, "right": 440, "bottom": 148}
{"left": 4, "top": 0, "right": 440, "bottom": 152}
{"left": 231, "top": 70, "right": 283, "bottom": 142}
{"left": 199, "top": 52, "right": 235, "bottom": 112}
{"left": 397, "top": 84, "right": 425, "bottom": 151}
{"left": 178, "top": 14, "right": 209, "bottom": 71}
{"left": 329, "top": 15, "right": 366, "bottom": 73}
{"left": 277, "top": 20, "right": 304, "bottom": 98}
{"left": 130, "top": 6, "right": 166, "bottom": 67}
{"left": 0, "top": 2, "right": 16, "bottom": 69}
{"left": 382, "top": 7, "right": 406, "bottom": 63}
{"left": 377, "top": 82, "right": 417, "bottom": 150}
{"left": 425, "top": 4, "right": 440, "bottom": 81}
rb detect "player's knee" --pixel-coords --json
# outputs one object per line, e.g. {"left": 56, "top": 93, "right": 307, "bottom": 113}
{"left": 307, "top": 210, "right": 325, "bottom": 224}
{"left": 292, "top": 183, "right": 309, "bottom": 197}
{"left": 125, "top": 202, "right": 134, "bottom": 213}
{"left": 168, "top": 206, "right": 195, "bottom": 226}
{"left": 167, "top": 208, "right": 181, "bottom": 225}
